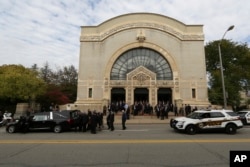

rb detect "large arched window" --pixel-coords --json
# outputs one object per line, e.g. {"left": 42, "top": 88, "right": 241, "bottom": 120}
{"left": 110, "top": 48, "right": 173, "bottom": 80}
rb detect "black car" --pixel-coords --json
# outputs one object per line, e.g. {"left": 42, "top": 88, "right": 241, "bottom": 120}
{"left": 6, "top": 110, "right": 80, "bottom": 133}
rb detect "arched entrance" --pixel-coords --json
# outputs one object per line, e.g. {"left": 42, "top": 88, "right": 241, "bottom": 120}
{"left": 111, "top": 88, "right": 125, "bottom": 103}
{"left": 157, "top": 88, "right": 172, "bottom": 103}
{"left": 134, "top": 88, "right": 149, "bottom": 102}
{"left": 109, "top": 47, "right": 174, "bottom": 109}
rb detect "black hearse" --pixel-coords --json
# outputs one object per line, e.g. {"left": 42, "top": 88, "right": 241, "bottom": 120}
{"left": 6, "top": 110, "right": 80, "bottom": 133}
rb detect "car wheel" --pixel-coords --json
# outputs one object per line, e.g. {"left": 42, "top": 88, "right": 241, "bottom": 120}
{"left": 54, "top": 125, "right": 62, "bottom": 133}
{"left": 185, "top": 125, "right": 197, "bottom": 135}
{"left": 7, "top": 125, "right": 16, "bottom": 133}
{"left": 225, "top": 124, "right": 237, "bottom": 134}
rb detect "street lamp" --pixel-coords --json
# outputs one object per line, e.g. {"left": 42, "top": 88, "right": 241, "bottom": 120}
{"left": 218, "top": 25, "right": 234, "bottom": 109}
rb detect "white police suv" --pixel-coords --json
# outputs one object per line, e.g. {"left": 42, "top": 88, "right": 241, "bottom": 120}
{"left": 170, "top": 110, "right": 243, "bottom": 135}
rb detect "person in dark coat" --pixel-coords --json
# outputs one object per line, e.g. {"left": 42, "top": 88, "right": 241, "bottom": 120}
{"left": 126, "top": 107, "right": 130, "bottom": 120}
{"left": 109, "top": 112, "right": 115, "bottom": 131}
{"left": 77, "top": 113, "right": 83, "bottom": 132}
{"left": 106, "top": 112, "right": 111, "bottom": 129}
{"left": 19, "top": 116, "right": 28, "bottom": 133}
{"left": 97, "top": 112, "right": 103, "bottom": 130}
{"left": 174, "top": 104, "right": 178, "bottom": 116}
{"left": 87, "top": 110, "right": 92, "bottom": 131}
{"left": 90, "top": 111, "right": 98, "bottom": 134}
{"left": 121, "top": 110, "right": 127, "bottom": 130}
{"left": 155, "top": 104, "right": 160, "bottom": 119}
{"left": 160, "top": 105, "right": 165, "bottom": 120}
{"left": 81, "top": 112, "right": 88, "bottom": 132}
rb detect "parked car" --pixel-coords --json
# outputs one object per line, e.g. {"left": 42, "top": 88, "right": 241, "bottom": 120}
{"left": 237, "top": 110, "right": 250, "bottom": 125}
{"left": 6, "top": 110, "right": 80, "bottom": 133}
{"left": 170, "top": 110, "right": 243, "bottom": 135}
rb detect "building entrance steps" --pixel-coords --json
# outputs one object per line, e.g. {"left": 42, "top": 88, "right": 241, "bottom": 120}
{"left": 104, "top": 112, "right": 177, "bottom": 124}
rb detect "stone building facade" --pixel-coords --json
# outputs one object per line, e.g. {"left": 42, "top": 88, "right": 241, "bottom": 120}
{"left": 75, "top": 13, "right": 210, "bottom": 111}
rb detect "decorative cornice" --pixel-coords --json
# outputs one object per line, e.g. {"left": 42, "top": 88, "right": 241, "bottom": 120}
{"left": 127, "top": 66, "right": 156, "bottom": 80}
{"left": 80, "top": 22, "right": 204, "bottom": 42}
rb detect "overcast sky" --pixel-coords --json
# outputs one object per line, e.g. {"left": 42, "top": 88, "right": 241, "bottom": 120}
{"left": 1, "top": 0, "right": 249, "bottom": 70}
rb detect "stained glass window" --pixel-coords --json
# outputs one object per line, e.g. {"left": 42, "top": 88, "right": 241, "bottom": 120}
{"left": 110, "top": 48, "right": 173, "bottom": 80}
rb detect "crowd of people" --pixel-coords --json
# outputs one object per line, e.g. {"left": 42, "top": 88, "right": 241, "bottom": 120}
{"left": 73, "top": 109, "right": 127, "bottom": 134}
{"left": 103, "top": 100, "right": 200, "bottom": 121}
{"left": 73, "top": 110, "right": 105, "bottom": 134}
{"left": 72, "top": 101, "right": 133, "bottom": 134}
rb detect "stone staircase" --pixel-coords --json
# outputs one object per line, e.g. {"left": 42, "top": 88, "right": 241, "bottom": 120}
{"left": 105, "top": 112, "right": 176, "bottom": 124}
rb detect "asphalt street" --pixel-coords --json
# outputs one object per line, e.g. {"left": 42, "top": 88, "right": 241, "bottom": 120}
{"left": 0, "top": 124, "right": 250, "bottom": 167}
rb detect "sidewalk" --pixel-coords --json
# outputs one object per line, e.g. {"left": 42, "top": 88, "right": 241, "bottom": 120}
{"left": 107, "top": 112, "right": 176, "bottom": 124}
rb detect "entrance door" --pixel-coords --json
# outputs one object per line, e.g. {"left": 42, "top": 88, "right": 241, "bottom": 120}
{"left": 134, "top": 88, "right": 148, "bottom": 102}
{"left": 111, "top": 88, "right": 125, "bottom": 103}
{"left": 157, "top": 88, "right": 172, "bottom": 103}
